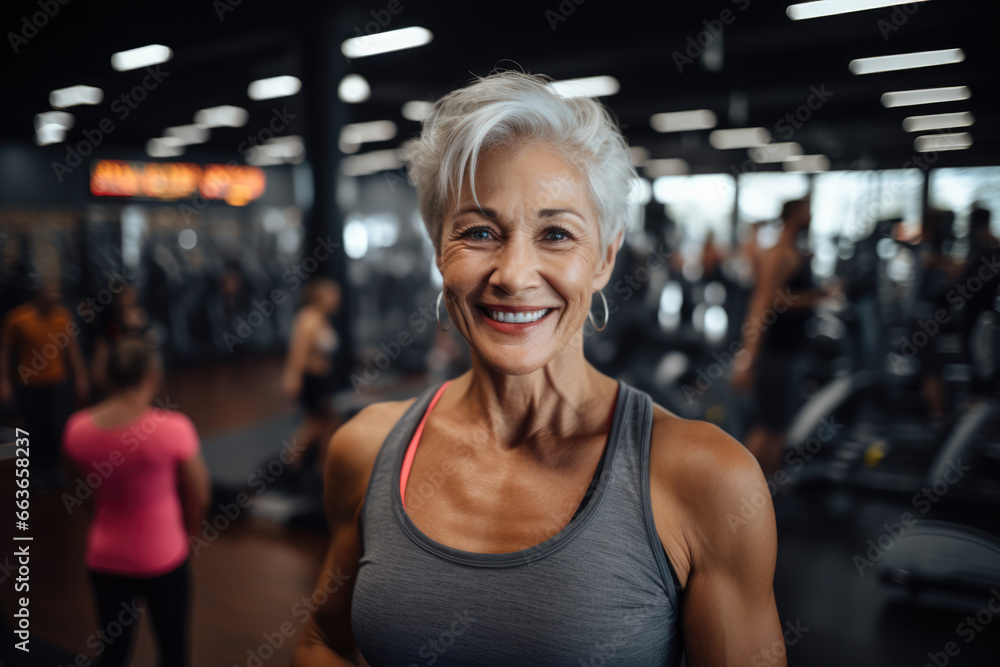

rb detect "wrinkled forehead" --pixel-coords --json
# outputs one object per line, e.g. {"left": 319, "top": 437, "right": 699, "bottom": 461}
{"left": 448, "top": 143, "right": 595, "bottom": 218}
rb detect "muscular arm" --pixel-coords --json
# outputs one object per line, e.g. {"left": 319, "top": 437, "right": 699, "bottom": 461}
{"left": 293, "top": 401, "right": 410, "bottom": 666}
{"left": 781, "top": 288, "right": 829, "bottom": 310}
{"left": 653, "top": 419, "right": 785, "bottom": 666}
{"left": 740, "top": 246, "right": 797, "bottom": 363}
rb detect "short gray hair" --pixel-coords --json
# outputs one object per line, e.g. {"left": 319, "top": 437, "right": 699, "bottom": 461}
{"left": 406, "top": 70, "right": 637, "bottom": 254}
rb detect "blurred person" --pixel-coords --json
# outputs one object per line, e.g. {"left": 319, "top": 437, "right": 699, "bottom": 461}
{"left": 959, "top": 206, "right": 1000, "bottom": 397}
{"left": 701, "top": 229, "right": 726, "bottom": 282}
{"left": 283, "top": 277, "right": 342, "bottom": 473}
{"left": 62, "top": 338, "right": 209, "bottom": 667}
{"left": 294, "top": 71, "right": 784, "bottom": 666}
{"left": 0, "top": 281, "right": 89, "bottom": 485}
{"left": 731, "top": 199, "right": 837, "bottom": 476}
{"left": 731, "top": 220, "right": 767, "bottom": 287}
{"left": 91, "top": 285, "right": 152, "bottom": 393}
{"left": 910, "top": 208, "right": 964, "bottom": 426}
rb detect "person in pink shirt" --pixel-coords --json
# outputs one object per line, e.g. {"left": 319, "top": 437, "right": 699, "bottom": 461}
{"left": 63, "top": 339, "right": 210, "bottom": 667}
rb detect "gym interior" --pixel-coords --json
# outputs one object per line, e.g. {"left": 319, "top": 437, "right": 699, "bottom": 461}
{"left": 1, "top": 0, "right": 999, "bottom": 665}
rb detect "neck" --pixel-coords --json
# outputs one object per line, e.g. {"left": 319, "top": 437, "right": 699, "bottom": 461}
{"left": 452, "top": 330, "right": 615, "bottom": 451}
{"left": 108, "top": 388, "right": 153, "bottom": 411}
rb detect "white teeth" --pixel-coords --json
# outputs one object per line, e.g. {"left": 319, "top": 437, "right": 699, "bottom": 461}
{"left": 487, "top": 308, "right": 549, "bottom": 324}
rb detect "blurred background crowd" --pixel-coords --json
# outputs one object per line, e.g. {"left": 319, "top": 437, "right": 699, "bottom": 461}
{"left": 0, "top": 0, "right": 998, "bottom": 665}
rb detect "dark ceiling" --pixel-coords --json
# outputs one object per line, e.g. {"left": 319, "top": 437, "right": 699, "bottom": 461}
{"left": 2, "top": 0, "right": 998, "bottom": 174}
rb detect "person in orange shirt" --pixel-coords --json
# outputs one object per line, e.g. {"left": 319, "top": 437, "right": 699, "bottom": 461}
{"left": 1, "top": 282, "right": 89, "bottom": 485}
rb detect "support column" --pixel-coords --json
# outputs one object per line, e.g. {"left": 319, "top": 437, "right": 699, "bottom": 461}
{"left": 300, "top": 14, "right": 352, "bottom": 391}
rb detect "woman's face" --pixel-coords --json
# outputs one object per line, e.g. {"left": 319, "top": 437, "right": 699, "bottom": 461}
{"left": 437, "top": 143, "right": 618, "bottom": 376}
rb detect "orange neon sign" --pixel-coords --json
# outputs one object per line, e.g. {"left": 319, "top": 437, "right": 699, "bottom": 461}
{"left": 90, "top": 160, "right": 267, "bottom": 206}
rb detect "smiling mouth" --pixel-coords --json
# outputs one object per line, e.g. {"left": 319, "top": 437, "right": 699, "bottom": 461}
{"left": 479, "top": 307, "right": 552, "bottom": 324}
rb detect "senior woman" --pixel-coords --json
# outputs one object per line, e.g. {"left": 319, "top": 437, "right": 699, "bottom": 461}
{"left": 294, "top": 71, "right": 784, "bottom": 666}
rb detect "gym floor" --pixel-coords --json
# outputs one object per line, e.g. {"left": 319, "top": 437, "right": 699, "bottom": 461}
{"left": 2, "top": 359, "right": 998, "bottom": 666}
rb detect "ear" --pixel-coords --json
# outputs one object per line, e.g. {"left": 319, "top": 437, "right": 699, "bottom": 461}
{"left": 592, "top": 230, "right": 623, "bottom": 292}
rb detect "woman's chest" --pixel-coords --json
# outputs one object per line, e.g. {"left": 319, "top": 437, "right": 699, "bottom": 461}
{"left": 352, "top": 534, "right": 681, "bottom": 667}
{"left": 402, "top": 431, "right": 607, "bottom": 554}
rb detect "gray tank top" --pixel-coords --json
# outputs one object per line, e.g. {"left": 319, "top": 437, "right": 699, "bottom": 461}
{"left": 351, "top": 381, "right": 684, "bottom": 666}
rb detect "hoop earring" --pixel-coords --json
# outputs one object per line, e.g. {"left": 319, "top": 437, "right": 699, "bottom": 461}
{"left": 588, "top": 291, "right": 610, "bottom": 332}
{"left": 436, "top": 290, "right": 451, "bottom": 332}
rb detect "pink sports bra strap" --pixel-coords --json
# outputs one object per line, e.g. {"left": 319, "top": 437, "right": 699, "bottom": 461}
{"left": 400, "top": 380, "right": 451, "bottom": 508}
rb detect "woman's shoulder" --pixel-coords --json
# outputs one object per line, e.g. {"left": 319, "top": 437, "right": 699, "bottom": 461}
{"left": 323, "top": 397, "right": 417, "bottom": 517}
{"left": 327, "top": 399, "right": 417, "bottom": 474}
{"left": 63, "top": 408, "right": 93, "bottom": 439}
{"left": 648, "top": 403, "right": 772, "bottom": 539}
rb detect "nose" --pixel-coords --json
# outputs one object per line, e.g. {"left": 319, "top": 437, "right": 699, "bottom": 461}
{"left": 488, "top": 234, "right": 540, "bottom": 296}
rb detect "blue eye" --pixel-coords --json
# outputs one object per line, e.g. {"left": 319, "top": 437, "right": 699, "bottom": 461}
{"left": 466, "top": 228, "right": 492, "bottom": 241}
{"left": 545, "top": 228, "right": 570, "bottom": 241}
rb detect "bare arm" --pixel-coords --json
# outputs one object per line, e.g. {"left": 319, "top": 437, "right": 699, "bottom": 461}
{"left": 739, "top": 246, "right": 798, "bottom": 363}
{"left": 178, "top": 453, "right": 211, "bottom": 536}
{"left": 781, "top": 288, "right": 831, "bottom": 310}
{"left": 656, "top": 422, "right": 785, "bottom": 666}
{"left": 293, "top": 401, "right": 409, "bottom": 666}
{"left": 284, "top": 311, "right": 318, "bottom": 397}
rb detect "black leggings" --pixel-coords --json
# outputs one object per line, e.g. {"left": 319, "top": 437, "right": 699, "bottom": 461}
{"left": 87, "top": 559, "right": 191, "bottom": 667}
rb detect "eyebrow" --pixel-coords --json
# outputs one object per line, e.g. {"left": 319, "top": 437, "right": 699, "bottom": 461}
{"left": 451, "top": 207, "right": 585, "bottom": 221}
{"left": 452, "top": 206, "right": 495, "bottom": 221}
{"left": 539, "top": 208, "right": 585, "bottom": 221}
